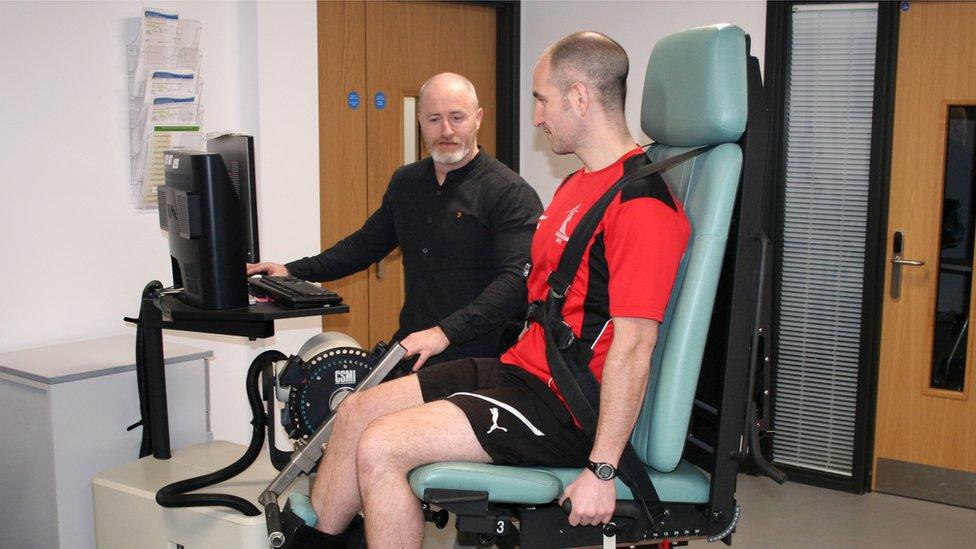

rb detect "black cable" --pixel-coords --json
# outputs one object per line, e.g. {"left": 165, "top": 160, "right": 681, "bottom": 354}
{"left": 134, "top": 316, "right": 150, "bottom": 458}
{"left": 155, "top": 350, "right": 288, "bottom": 516}
{"left": 264, "top": 360, "right": 293, "bottom": 470}
{"left": 130, "top": 281, "right": 164, "bottom": 458}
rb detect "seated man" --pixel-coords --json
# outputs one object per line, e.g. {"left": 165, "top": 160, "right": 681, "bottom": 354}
{"left": 249, "top": 73, "right": 542, "bottom": 369}
{"left": 309, "top": 32, "right": 691, "bottom": 548}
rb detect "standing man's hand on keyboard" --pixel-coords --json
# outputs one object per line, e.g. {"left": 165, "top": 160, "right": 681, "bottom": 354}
{"left": 401, "top": 327, "right": 451, "bottom": 371}
{"left": 247, "top": 262, "right": 291, "bottom": 277}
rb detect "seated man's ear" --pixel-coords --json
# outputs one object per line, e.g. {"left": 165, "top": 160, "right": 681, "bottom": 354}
{"left": 568, "top": 81, "right": 590, "bottom": 116}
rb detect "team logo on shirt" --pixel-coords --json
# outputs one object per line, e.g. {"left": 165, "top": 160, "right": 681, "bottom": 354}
{"left": 555, "top": 203, "right": 582, "bottom": 244}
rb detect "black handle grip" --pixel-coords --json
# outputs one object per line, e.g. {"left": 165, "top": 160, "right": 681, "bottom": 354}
{"left": 560, "top": 499, "right": 618, "bottom": 537}
{"left": 265, "top": 501, "right": 285, "bottom": 548}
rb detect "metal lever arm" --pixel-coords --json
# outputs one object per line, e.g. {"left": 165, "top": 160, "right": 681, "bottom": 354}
{"left": 260, "top": 343, "right": 408, "bottom": 547}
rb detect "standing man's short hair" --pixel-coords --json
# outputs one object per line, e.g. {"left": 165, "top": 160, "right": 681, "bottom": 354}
{"left": 418, "top": 73, "right": 480, "bottom": 109}
{"left": 545, "top": 31, "right": 629, "bottom": 114}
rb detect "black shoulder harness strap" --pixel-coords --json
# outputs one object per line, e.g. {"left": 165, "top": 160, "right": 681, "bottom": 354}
{"left": 532, "top": 145, "right": 714, "bottom": 534}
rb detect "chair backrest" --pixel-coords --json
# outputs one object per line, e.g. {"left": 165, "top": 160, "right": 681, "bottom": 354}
{"left": 628, "top": 24, "right": 748, "bottom": 472}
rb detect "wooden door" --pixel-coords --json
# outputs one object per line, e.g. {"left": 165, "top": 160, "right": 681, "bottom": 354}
{"left": 317, "top": 1, "right": 497, "bottom": 348}
{"left": 874, "top": 1, "right": 976, "bottom": 507}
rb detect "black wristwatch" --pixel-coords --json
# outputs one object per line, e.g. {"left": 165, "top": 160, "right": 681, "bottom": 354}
{"left": 586, "top": 460, "right": 617, "bottom": 481}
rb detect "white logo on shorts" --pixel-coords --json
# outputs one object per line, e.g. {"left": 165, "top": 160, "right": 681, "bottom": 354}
{"left": 486, "top": 407, "right": 508, "bottom": 434}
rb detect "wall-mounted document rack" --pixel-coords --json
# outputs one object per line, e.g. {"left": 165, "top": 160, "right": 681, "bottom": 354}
{"left": 127, "top": 8, "right": 204, "bottom": 209}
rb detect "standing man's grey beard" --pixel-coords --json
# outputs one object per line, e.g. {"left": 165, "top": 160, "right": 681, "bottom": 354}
{"left": 430, "top": 144, "right": 470, "bottom": 164}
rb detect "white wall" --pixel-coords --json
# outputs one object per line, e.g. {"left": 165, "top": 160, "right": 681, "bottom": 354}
{"left": 520, "top": 1, "right": 767, "bottom": 203}
{"left": 0, "top": 1, "right": 320, "bottom": 444}
{"left": 226, "top": 1, "right": 323, "bottom": 444}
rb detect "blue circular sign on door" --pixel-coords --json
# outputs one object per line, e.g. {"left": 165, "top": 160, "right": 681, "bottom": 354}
{"left": 374, "top": 91, "right": 387, "bottom": 110}
{"left": 347, "top": 91, "right": 360, "bottom": 109}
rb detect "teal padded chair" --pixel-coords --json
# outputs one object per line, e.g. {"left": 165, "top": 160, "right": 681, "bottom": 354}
{"left": 407, "top": 24, "right": 763, "bottom": 548}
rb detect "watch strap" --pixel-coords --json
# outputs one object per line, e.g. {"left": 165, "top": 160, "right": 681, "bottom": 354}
{"left": 586, "top": 460, "right": 617, "bottom": 480}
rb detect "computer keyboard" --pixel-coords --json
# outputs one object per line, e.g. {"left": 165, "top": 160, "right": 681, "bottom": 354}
{"left": 248, "top": 276, "right": 343, "bottom": 307}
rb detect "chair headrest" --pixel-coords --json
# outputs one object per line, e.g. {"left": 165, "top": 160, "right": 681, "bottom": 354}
{"left": 641, "top": 24, "right": 748, "bottom": 147}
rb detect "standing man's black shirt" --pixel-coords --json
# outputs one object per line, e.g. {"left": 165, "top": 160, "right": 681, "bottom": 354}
{"left": 286, "top": 150, "right": 543, "bottom": 364}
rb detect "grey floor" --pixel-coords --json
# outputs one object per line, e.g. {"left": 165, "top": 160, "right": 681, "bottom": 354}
{"left": 422, "top": 474, "right": 976, "bottom": 548}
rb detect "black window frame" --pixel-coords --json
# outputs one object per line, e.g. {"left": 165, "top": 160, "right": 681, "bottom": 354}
{"left": 763, "top": 0, "right": 900, "bottom": 494}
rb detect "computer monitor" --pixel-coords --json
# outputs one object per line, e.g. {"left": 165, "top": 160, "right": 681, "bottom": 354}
{"left": 157, "top": 149, "right": 249, "bottom": 309}
{"left": 207, "top": 134, "right": 260, "bottom": 263}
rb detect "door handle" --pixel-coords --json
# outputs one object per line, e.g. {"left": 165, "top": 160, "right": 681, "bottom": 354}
{"left": 890, "top": 231, "right": 925, "bottom": 299}
{"left": 375, "top": 258, "right": 386, "bottom": 280}
{"left": 892, "top": 257, "right": 925, "bottom": 266}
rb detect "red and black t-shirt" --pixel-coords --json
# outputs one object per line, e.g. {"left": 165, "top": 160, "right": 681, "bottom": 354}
{"left": 502, "top": 147, "right": 690, "bottom": 406}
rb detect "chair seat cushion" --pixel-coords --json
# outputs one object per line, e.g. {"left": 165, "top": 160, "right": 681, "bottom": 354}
{"left": 409, "top": 460, "right": 709, "bottom": 505}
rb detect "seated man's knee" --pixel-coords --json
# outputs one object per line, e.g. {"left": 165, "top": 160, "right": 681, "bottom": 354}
{"left": 333, "top": 391, "right": 365, "bottom": 429}
{"left": 355, "top": 416, "right": 405, "bottom": 476}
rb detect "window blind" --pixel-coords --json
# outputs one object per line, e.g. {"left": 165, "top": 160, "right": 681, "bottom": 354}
{"left": 774, "top": 3, "right": 878, "bottom": 476}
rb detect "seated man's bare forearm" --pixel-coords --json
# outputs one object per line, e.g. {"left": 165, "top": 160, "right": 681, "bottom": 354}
{"left": 590, "top": 317, "right": 659, "bottom": 466}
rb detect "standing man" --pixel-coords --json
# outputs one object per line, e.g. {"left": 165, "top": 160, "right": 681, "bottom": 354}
{"left": 249, "top": 73, "right": 542, "bottom": 369}
{"left": 305, "top": 32, "right": 690, "bottom": 548}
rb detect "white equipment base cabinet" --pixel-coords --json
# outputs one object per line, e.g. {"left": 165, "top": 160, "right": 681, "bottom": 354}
{"left": 92, "top": 440, "right": 296, "bottom": 549}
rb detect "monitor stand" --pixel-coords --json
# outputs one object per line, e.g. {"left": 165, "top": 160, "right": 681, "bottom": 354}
{"left": 128, "top": 280, "right": 350, "bottom": 460}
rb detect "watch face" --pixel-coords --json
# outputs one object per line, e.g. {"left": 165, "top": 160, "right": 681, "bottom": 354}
{"left": 596, "top": 463, "right": 615, "bottom": 480}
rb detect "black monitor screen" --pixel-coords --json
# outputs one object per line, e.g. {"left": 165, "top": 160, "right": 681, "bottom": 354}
{"left": 207, "top": 134, "right": 260, "bottom": 263}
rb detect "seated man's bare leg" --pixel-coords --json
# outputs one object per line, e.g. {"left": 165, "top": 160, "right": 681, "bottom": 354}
{"left": 357, "top": 400, "right": 491, "bottom": 549}
{"left": 310, "top": 373, "right": 425, "bottom": 534}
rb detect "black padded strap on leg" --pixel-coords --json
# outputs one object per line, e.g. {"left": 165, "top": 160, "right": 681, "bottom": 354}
{"left": 279, "top": 506, "right": 364, "bottom": 549}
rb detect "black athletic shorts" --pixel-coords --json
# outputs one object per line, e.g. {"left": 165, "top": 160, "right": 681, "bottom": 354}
{"left": 416, "top": 357, "right": 591, "bottom": 467}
